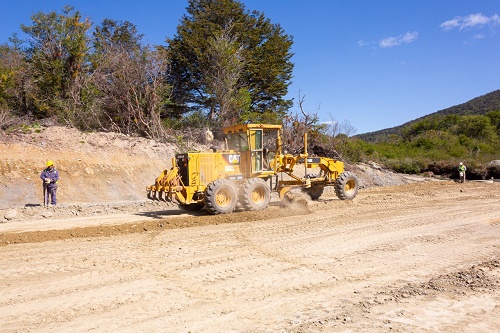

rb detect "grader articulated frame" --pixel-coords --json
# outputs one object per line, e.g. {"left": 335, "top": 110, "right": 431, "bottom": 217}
{"left": 147, "top": 124, "right": 358, "bottom": 214}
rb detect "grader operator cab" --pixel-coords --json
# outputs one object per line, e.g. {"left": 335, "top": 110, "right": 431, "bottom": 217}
{"left": 147, "top": 124, "right": 358, "bottom": 214}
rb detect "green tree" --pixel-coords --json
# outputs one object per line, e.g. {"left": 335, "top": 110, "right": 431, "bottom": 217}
{"left": 166, "top": 0, "right": 294, "bottom": 126}
{"left": 456, "top": 115, "right": 496, "bottom": 142}
{"left": 0, "top": 45, "right": 18, "bottom": 106}
{"left": 486, "top": 110, "right": 500, "bottom": 136}
{"left": 92, "top": 19, "right": 143, "bottom": 55}
{"left": 21, "top": 6, "right": 91, "bottom": 117}
{"left": 437, "top": 114, "right": 460, "bottom": 131}
{"left": 0, "top": 35, "right": 33, "bottom": 120}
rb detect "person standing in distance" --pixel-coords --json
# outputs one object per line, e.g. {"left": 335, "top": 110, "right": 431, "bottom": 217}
{"left": 458, "top": 162, "right": 467, "bottom": 183}
{"left": 40, "top": 160, "right": 59, "bottom": 206}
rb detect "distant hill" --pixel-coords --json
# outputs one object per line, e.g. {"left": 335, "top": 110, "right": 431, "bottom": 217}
{"left": 356, "top": 90, "right": 500, "bottom": 142}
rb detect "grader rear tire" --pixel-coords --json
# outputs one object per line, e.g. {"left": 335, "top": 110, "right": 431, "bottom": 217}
{"left": 204, "top": 179, "right": 238, "bottom": 214}
{"left": 239, "top": 178, "right": 271, "bottom": 211}
{"left": 334, "top": 171, "right": 359, "bottom": 200}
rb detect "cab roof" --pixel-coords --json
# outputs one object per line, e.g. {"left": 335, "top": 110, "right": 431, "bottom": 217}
{"left": 223, "top": 123, "right": 282, "bottom": 134}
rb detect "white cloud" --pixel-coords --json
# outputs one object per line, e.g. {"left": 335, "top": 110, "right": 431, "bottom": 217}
{"left": 441, "top": 13, "right": 500, "bottom": 31}
{"left": 357, "top": 40, "right": 369, "bottom": 47}
{"left": 463, "top": 13, "right": 490, "bottom": 28}
{"left": 379, "top": 31, "right": 418, "bottom": 48}
{"left": 440, "top": 17, "right": 460, "bottom": 30}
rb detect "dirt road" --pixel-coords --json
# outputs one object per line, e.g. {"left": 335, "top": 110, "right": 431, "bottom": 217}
{"left": 1, "top": 181, "right": 499, "bottom": 332}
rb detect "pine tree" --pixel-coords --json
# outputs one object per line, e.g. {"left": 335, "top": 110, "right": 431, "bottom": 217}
{"left": 166, "top": 0, "right": 294, "bottom": 126}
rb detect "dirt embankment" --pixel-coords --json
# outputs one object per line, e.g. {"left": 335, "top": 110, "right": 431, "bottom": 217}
{"left": 0, "top": 126, "right": 179, "bottom": 211}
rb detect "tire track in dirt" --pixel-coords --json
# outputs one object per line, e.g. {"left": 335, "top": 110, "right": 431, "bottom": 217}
{"left": 288, "top": 259, "right": 500, "bottom": 333}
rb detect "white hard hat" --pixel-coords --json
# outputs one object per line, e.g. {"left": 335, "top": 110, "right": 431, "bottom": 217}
{"left": 459, "top": 162, "right": 463, "bottom": 165}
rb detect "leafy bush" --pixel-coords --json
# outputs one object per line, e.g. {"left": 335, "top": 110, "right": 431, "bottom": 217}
{"left": 486, "top": 160, "right": 500, "bottom": 178}
{"left": 387, "top": 159, "right": 425, "bottom": 174}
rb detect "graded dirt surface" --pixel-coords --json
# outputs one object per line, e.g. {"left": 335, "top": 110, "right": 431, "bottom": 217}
{"left": 1, "top": 126, "right": 499, "bottom": 332}
{"left": 1, "top": 180, "right": 499, "bottom": 332}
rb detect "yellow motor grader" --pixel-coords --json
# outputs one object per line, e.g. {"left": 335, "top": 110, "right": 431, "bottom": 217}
{"left": 147, "top": 123, "right": 358, "bottom": 214}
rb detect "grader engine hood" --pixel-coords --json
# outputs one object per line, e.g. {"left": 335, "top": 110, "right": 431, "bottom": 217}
{"left": 178, "top": 152, "right": 243, "bottom": 187}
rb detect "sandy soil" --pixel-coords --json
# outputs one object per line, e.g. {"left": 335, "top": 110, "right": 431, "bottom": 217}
{"left": 1, "top": 126, "right": 499, "bottom": 332}
{"left": 1, "top": 180, "right": 499, "bottom": 332}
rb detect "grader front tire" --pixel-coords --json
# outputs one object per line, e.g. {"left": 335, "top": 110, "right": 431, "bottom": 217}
{"left": 334, "top": 171, "right": 359, "bottom": 200}
{"left": 304, "top": 186, "right": 324, "bottom": 200}
{"left": 204, "top": 179, "right": 238, "bottom": 214}
{"left": 239, "top": 178, "right": 271, "bottom": 211}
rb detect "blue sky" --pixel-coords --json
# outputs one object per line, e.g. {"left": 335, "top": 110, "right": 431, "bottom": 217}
{"left": 1, "top": 0, "right": 499, "bottom": 134}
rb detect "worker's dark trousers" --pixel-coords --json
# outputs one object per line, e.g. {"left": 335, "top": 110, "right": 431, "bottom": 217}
{"left": 47, "top": 185, "right": 57, "bottom": 205}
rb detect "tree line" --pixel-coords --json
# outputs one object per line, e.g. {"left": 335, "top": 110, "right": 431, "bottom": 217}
{"left": 0, "top": 1, "right": 297, "bottom": 142}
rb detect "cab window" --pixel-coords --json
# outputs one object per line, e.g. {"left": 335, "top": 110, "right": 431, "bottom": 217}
{"left": 226, "top": 133, "right": 248, "bottom": 151}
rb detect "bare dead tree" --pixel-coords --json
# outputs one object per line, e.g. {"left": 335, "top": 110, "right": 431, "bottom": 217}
{"left": 322, "top": 115, "right": 357, "bottom": 159}
{"left": 0, "top": 107, "right": 11, "bottom": 129}
{"left": 281, "top": 90, "right": 357, "bottom": 159}
{"left": 282, "top": 90, "right": 321, "bottom": 154}
{"left": 79, "top": 44, "right": 170, "bottom": 139}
